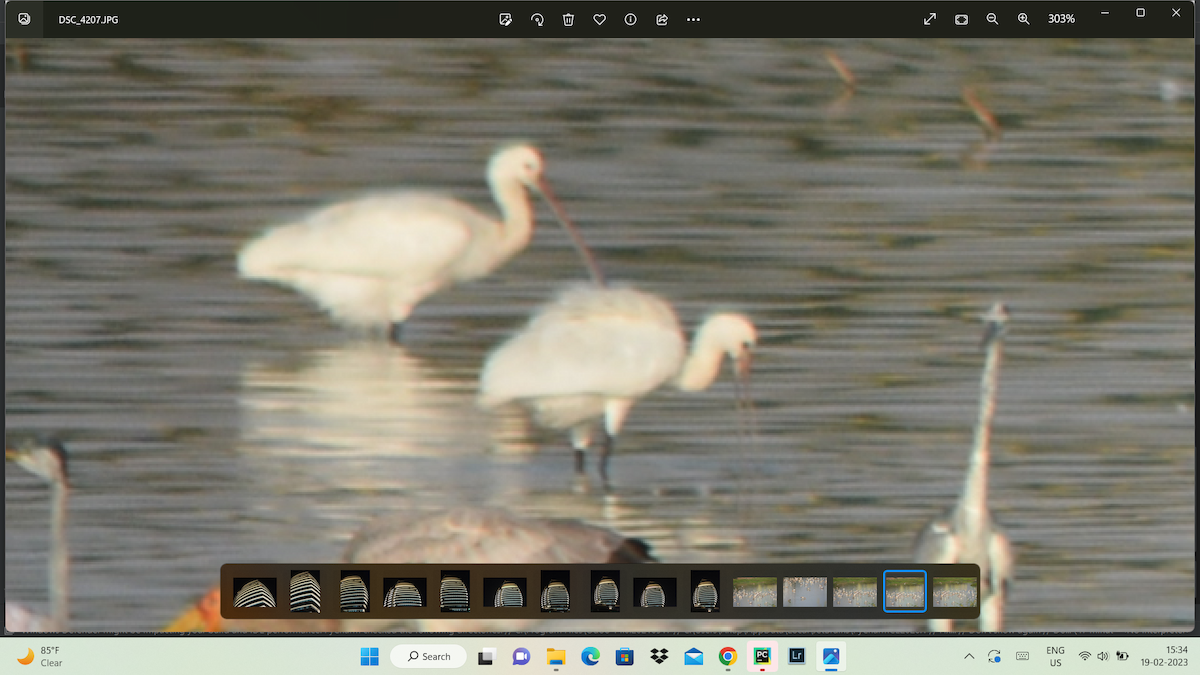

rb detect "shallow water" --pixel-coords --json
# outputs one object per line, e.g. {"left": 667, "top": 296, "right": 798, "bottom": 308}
{"left": 4, "top": 38, "right": 1194, "bottom": 632}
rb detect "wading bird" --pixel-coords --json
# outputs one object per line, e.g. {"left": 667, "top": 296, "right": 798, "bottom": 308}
{"left": 5, "top": 438, "right": 70, "bottom": 631}
{"left": 914, "top": 303, "right": 1015, "bottom": 632}
{"left": 238, "top": 144, "right": 604, "bottom": 342}
{"left": 164, "top": 508, "right": 651, "bottom": 632}
{"left": 479, "top": 285, "right": 756, "bottom": 487}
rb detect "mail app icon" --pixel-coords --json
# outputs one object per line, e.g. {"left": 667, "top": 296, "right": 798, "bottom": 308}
{"left": 685, "top": 648, "right": 704, "bottom": 666}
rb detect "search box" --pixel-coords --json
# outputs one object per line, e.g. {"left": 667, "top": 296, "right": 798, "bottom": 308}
{"left": 391, "top": 645, "right": 467, "bottom": 669}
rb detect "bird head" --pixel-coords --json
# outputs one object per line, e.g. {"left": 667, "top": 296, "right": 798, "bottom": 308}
{"left": 980, "top": 302, "right": 1010, "bottom": 348}
{"left": 489, "top": 144, "right": 545, "bottom": 190}
{"left": 5, "top": 437, "right": 69, "bottom": 488}
{"left": 707, "top": 313, "right": 757, "bottom": 378}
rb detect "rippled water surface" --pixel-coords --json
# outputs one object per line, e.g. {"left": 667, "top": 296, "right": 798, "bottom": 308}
{"left": 5, "top": 39, "right": 1194, "bottom": 632}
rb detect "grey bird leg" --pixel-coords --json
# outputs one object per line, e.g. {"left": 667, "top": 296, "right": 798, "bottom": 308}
{"left": 598, "top": 431, "right": 614, "bottom": 489}
{"left": 389, "top": 322, "right": 404, "bottom": 344}
{"left": 574, "top": 448, "right": 586, "bottom": 474}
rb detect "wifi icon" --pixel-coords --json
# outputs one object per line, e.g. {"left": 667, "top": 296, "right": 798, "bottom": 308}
{"left": 1079, "top": 652, "right": 1092, "bottom": 661}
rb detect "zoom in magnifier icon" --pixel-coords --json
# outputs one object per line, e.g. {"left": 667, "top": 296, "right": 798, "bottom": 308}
{"left": 986, "top": 13, "right": 998, "bottom": 24}
{"left": 1017, "top": 12, "right": 1030, "bottom": 24}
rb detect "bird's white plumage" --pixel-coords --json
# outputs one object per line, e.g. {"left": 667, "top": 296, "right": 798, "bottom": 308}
{"left": 480, "top": 285, "right": 685, "bottom": 427}
{"left": 240, "top": 193, "right": 484, "bottom": 327}
{"left": 479, "top": 285, "right": 755, "bottom": 485}
{"left": 237, "top": 144, "right": 564, "bottom": 332}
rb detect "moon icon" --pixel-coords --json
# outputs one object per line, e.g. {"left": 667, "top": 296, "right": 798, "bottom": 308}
{"left": 18, "top": 649, "right": 35, "bottom": 665}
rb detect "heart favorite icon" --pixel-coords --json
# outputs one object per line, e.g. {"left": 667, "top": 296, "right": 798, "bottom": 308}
{"left": 593, "top": 14, "right": 606, "bottom": 25}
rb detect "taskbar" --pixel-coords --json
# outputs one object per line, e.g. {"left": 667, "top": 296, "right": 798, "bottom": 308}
{"left": 3, "top": 636, "right": 1195, "bottom": 673}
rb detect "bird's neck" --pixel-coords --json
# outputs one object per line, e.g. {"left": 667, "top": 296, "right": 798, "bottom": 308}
{"left": 50, "top": 481, "right": 69, "bottom": 628}
{"left": 491, "top": 177, "right": 535, "bottom": 261}
{"left": 677, "top": 335, "right": 724, "bottom": 392}
{"left": 959, "top": 338, "right": 1003, "bottom": 526}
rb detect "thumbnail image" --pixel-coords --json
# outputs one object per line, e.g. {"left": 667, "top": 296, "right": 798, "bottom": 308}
{"left": 4, "top": 38, "right": 1192, "bottom": 634}
{"left": 733, "top": 577, "right": 778, "bottom": 607}
{"left": 931, "top": 577, "right": 979, "bottom": 608}
{"left": 289, "top": 570, "right": 320, "bottom": 613}
{"left": 233, "top": 579, "right": 276, "bottom": 609}
{"left": 340, "top": 572, "right": 369, "bottom": 613}
{"left": 832, "top": 578, "right": 877, "bottom": 608}
{"left": 884, "top": 576, "right": 924, "bottom": 609}
{"left": 383, "top": 579, "right": 425, "bottom": 608}
{"left": 782, "top": 577, "right": 827, "bottom": 607}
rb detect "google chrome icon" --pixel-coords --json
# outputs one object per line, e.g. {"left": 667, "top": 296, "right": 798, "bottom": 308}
{"left": 719, "top": 647, "right": 738, "bottom": 666}
{"left": 581, "top": 647, "right": 600, "bottom": 666}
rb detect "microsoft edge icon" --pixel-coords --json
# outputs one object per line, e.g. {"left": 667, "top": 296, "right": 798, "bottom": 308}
{"left": 582, "top": 647, "right": 600, "bottom": 666}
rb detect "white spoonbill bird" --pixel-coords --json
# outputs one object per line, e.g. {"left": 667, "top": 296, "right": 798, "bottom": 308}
{"left": 238, "top": 144, "right": 604, "bottom": 342}
{"left": 479, "top": 285, "right": 756, "bottom": 487}
{"left": 5, "top": 438, "right": 70, "bottom": 631}
{"left": 913, "top": 303, "right": 1015, "bottom": 632}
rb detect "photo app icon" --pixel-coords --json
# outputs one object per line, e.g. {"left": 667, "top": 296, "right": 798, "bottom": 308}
{"left": 815, "top": 642, "right": 846, "bottom": 672}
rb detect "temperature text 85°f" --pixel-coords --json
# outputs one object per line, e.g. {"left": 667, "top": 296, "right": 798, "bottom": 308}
{"left": 59, "top": 15, "right": 120, "bottom": 26}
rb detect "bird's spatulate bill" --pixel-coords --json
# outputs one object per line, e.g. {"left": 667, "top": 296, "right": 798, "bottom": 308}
{"left": 537, "top": 179, "right": 606, "bottom": 287}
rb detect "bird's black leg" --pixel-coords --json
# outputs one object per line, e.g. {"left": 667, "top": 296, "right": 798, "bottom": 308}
{"left": 389, "top": 321, "right": 405, "bottom": 344}
{"left": 574, "top": 448, "right": 586, "bottom": 474}
{"left": 598, "top": 432, "right": 614, "bottom": 490}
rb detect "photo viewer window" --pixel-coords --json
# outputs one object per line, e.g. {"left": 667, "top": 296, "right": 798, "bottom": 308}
{"left": 5, "top": 1, "right": 1195, "bottom": 671}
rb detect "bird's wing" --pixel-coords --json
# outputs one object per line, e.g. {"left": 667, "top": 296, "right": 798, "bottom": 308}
{"left": 239, "top": 193, "right": 476, "bottom": 284}
{"left": 480, "top": 287, "right": 685, "bottom": 405}
{"left": 913, "top": 515, "right": 960, "bottom": 564}
{"left": 346, "top": 508, "right": 652, "bottom": 564}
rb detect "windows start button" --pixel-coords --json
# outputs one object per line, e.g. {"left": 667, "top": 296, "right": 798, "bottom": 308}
{"left": 391, "top": 645, "right": 468, "bottom": 669}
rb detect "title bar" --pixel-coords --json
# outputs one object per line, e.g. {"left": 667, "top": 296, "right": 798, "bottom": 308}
{"left": 5, "top": 2, "right": 1195, "bottom": 38}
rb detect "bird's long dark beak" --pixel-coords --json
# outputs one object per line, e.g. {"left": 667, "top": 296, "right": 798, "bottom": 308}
{"left": 733, "top": 351, "right": 758, "bottom": 444}
{"left": 536, "top": 179, "right": 607, "bottom": 287}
